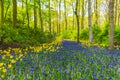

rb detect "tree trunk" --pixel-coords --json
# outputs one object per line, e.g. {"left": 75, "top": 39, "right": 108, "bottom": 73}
{"left": 12, "top": 0, "right": 17, "bottom": 28}
{"left": 71, "top": 2, "right": 75, "bottom": 30}
{"left": 4, "top": 0, "right": 10, "bottom": 20}
{"left": 88, "top": 0, "right": 93, "bottom": 44}
{"left": 34, "top": 0, "right": 37, "bottom": 29}
{"left": 94, "top": 0, "right": 98, "bottom": 25}
{"left": 118, "top": 0, "right": 120, "bottom": 26}
{"left": 1, "top": 0, "right": 4, "bottom": 26}
{"left": 75, "top": 0, "right": 80, "bottom": 43}
{"left": 26, "top": 0, "right": 29, "bottom": 28}
{"left": 109, "top": 0, "right": 115, "bottom": 50}
{"left": 81, "top": 0, "right": 84, "bottom": 29}
{"left": 39, "top": 0, "right": 43, "bottom": 32}
{"left": 64, "top": 0, "right": 67, "bottom": 31}
{"left": 49, "top": 0, "right": 51, "bottom": 33}
{"left": 58, "top": 0, "right": 61, "bottom": 34}
{"left": 114, "top": 0, "right": 117, "bottom": 26}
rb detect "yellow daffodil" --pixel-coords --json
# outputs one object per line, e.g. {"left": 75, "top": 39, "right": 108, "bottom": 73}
{"left": 0, "top": 67, "right": 2, "bottom": 70}
{"left": 2, "top": 55, "right": 6, "bottom": 59}
{"left": 10, "top": 55, "right": 13, "bottom": 59}
{"left": 8, "top": 64, "right": 12, "bottom": 68}
{"left": 2, "top": 68, "right": 7, "bottom": 73}
{"left": 0, "top": 63, "right": 4, "bottom": 67}
{"left": 1, "top": 75, "right": 5, "bottom": 79}
{"left": 11, "top": 60, "right": 16, "bottom": 64}
{"left": 20, "top": 58, "right": 22, "bottom": 61}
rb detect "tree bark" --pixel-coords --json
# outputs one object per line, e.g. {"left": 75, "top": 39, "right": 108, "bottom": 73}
{"left": 58, "top": 0, "right": 61, "bottom": 34}
{"left": 12, "top": 0, "right": 17, "bottom": 28}
{"left": 1, "top": 0, "right": 4, "bottom": 25}
{"left": 49, "top": 0, "right": 51, "bottom": 33}
{"left": 88, "top": 0, "right": 93, "bottom": 44}
{"left": 81, "top": 0, "right": 84, "bottom": 29}
{"left": 71, "top": 2, "right": 75, "bottom": 30}
{"left": 64, "top": 0, "right": 67, "bottom": 31}
{"left": 118, "top": 0, "right": 120, "bottom": 26}
{"left": 109, "top": 0, "right": 115, "bottom": 50}
{"left": 34, "top": 0, "right": 37, "bottom": 29}
{"left": 75, "top": 0, "right": 80, "bottom": 43}
{"left": 94, "top": 0, "right": 98, "bottom": 25}
{"left": 39, "top": 0, "right": 43, "bottom": 32}
{"left": 114, "top": 0, "right": 117, "bottom": 26}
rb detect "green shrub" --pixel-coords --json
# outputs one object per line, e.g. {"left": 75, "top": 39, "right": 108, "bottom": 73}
{"left": 114, "top": 27, "right": 120, "bottom": 45}
{"left": 0, "top": 24, "right": 56, "bottom": 47}
{"left": 80, "top": 28, "right": 89, "bottom": 40}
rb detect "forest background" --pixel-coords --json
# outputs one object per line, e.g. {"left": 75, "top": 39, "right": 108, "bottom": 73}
{"left": 0, "top": 0, "right": 120, "bottom": 49}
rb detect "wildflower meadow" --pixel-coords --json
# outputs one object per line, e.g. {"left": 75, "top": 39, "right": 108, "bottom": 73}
{"left": 0, "top": 39, "right": 120, "bottom": 80}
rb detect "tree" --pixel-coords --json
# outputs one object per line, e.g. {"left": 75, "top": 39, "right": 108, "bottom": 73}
{"left": 109, "top": 0, "right": 115, "bottom": 49}
{"left": 0, "top": 0, "right": 4, "bottom": 26}
{"left": 94, "top": 0, "right": 98, "bottom": 25}
{"left": 81, "top": 0, "right": 84, "bottom": 29}
{"left": 88, "top": 0, "right": 93, "bottom": 44}
{"left": 71, "top": 1, "right": 75, "bottom": 30}
{"left": 58, "top": 0, "right": 61, "bottom": 34}
{"left": 34, "top": 0, "right": 37, "bottom": 29}
{"left": 12, "top": 0, "right": 17, "bottom": 28}
{"left": 39, "top": 0, "right": 43, "bottom": 32}
{"left": 64, "top": 0, "right": 67, "bottom": 31}
{"left": 114, "top": 0, "right": 117, "bottom": 26}
{"left": 75, "top": 0, "right": 80, "bottom": 43}
{"left": 117, "top": 0, "right": 120, "bottom": 26}
{"left": 26, "top": 0, "right": 30, "bottom": 28}
{"left": 49, "top": 0, "right": 51, "bottom": 33}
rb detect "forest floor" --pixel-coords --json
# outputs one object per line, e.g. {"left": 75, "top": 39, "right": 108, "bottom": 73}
{"left": 0, "top": 40, "right": 120, "bottom": 79}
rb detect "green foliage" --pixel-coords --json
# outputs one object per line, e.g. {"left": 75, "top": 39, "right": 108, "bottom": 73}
{"left": 62, "top": 24, "right": 120, "bottom": 46}
{"left": 61, "top": 29, "right": 77, "bottom": 40}
{"left": 114, "top": 26, "right": 120, "bottom": 45}
{"left": 0, "top": 24, "right": 56, "bottom": 47}
{"left": 80, "top": 28, "right": 89, "bottom": 40}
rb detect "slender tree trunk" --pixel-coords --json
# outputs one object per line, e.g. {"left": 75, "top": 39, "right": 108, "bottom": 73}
{"left": 4, "top": 0, "right": 10, "bottom": 20}
{"left": 114, "top": 0, "right": 117, "bottom": 26}
{"left": 71, "top": 2, "right": 75, "bottom": 30}
{"left": 12, "top": 0, "right": 17, "bottom": 28}
{"left": 118, "top": 0, "right": 120, "bottom": 26}
{"left": 39, "top": 0, "right": 43, "bottom": 32}
{"left": 88, "top": 0, "right": 93, "bottom": 44}
{"left": 49, "top": 0, "right": 51, "bottom": 33}
{"left": 58, "top": 0, "right": 61, "bottom": 34}
{"left": 75, "top": 0, "right": 80, "bottom": 43}
{"left": 34, "top": 0, "right": 37, "bottom": 30}
{"left": 81, "top": 0, "right": 84, "bottom": 29}
{"left": 26, "top": 0, "right": 29, "bottom": 28}
{"left": 22, "top": 0, "right": 25, "bottom": 26}
{"left": 118, "top": 12, "right": 120, "bottom": 26}
{"left": 55, "top": 0, "right": 58, "bottom": 33}
{"left": 64, "top": 0, "right": 67, "bottom": 31}
{"left": 109, "top": 0, "right": 115, "bottom": 50}
{"left": 1, "top": 0, "right": 4, "bottom": 26}
{"left": 94, "top": 0, "right": 98, "bottom": 25}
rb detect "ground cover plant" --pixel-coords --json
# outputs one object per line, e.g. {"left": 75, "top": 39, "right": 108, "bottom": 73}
{"left": 0, "top": 40, "right": 120, "bottom": 80}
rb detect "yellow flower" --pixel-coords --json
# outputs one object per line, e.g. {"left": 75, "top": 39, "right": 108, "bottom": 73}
{"left": 0, "top": 67, "right": 2, "bottom": 70}
{"left": 20, "top": 58, "right": 22, "bottom": 61}
{"left": 10, "top": 55, "right": 13, "bottom": 59}
{"left": 8, "top": 64, "right": 12, "bottom": 68}
{"left": 1, "top": 75, "right": 5, "bottom": 79}
{"left": 2, "top": 55, "right": 6, "bottom": 59}
{"left": 2, "top": 68, "right": 7, "bottom": 73}
{"left": 0, "top": 63, "right": 4, "bottom": 67}
{"left": 11, "top": 60, "right": 16, "bottom": 64}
